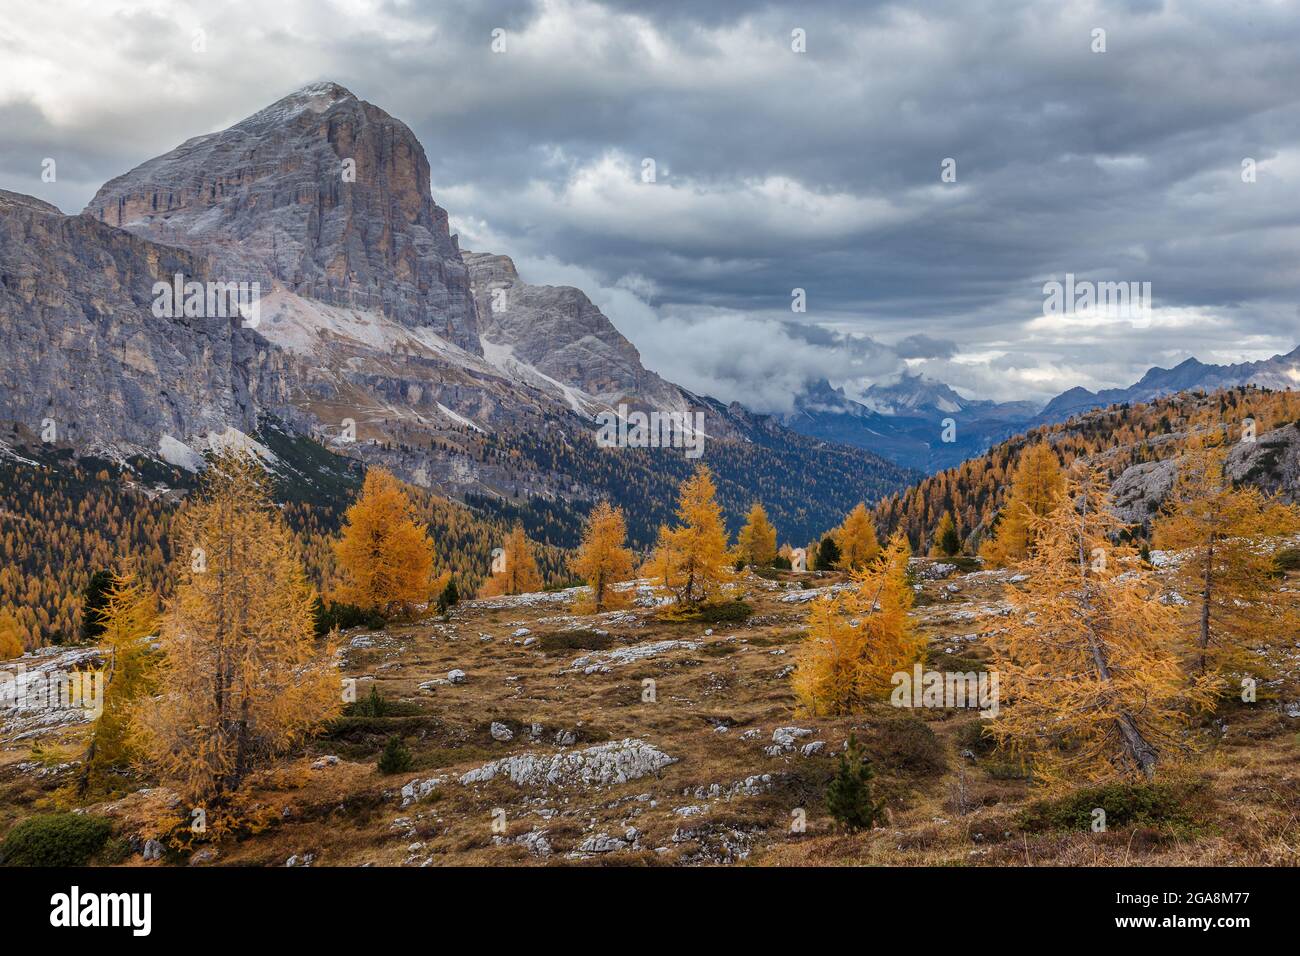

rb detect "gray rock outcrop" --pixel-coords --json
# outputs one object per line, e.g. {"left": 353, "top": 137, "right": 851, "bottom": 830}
{"left": 459, "top": 738, "right": 676, "bottom": 788}
{"left": 84, "top": 83, "right": 480, "bottom": 355}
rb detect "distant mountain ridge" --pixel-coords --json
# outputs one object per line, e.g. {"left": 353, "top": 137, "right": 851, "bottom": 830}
{"left": 782, "top": 375, "right": 1038, "bottom": 472}
{"left": 1037, "top": 348, "right": 1300, "bottom": 421}
{"left": 783, "top": 349, "right": 1300, "bottom": 473}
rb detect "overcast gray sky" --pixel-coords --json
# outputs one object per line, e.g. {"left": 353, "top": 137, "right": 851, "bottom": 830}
{"left": 3, "top": 0, "right": 1299, "bottom": 410}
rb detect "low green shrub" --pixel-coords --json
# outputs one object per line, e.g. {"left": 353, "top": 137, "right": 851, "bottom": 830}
{"left": 1273, "top": 547, "right": 1300, "bottom": 574}
{"left": 685, "top": 601, "right": 753, "bottom": 625}
{"left": 1019, "top": 780, "right": 1212, "bottom": 836}
{"left": 864, "top": 713, "right": 947, "bottom": 775}
{"left": 0, "top": 813, "right": 113, "bottom": 866}
{"left": 538, "top": 630, "right": 614, "bottom": 652}
{"left": 313, "top": 599, "right": 385, "bottom": 636}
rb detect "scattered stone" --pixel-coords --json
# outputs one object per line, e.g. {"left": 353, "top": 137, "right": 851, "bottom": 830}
{"left": 917, "top": 562, "right": 957, "bottom": 580}
{"left": 578, "top": 833, "right": 628, "bottom": 853}
{"left": 569, "top": 639, "right": 701, "bottom": 673}
{"left": 496, "top": 829, "right": 552, "bottom": 857}
{"left": 447, "top": 669, "right": 467, "bottom": 684}
{"left": 684, "top": 775, "right": 773, "bottom": 801}
{"left": 459, "top": 738, "right": 676, "bottom": 789}
{"left": 310, "top": 755, "right": 339, "bottom": 770}
{"left": 766, "top": 726, "right": 813, "bottom": 756}
{"left": 399, "top": 776, "right": 445, "bottom": 807}
{"left": 490, "top": 722, "right": 514, "bottom": 742}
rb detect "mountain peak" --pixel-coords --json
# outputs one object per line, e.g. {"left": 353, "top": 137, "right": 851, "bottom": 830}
{"left": 293, "top": 80, "right": 356, "bottom": 100}
{"left": 861, "top": 373, "right": 968, "bottom": 415}
{"left": 243, "top": 82, "right": 359, "bottom": 125}
{"left": 83, "top": 83, "right": 480, "bottom": 353}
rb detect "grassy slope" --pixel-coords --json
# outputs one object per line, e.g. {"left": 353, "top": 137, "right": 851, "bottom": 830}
{"left": 2, "top": 561, "right": 1295, "bottom": 866}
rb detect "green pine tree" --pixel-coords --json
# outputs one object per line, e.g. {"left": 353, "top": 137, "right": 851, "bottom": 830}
{"left": 378, "top": 735, "right": 413, "bottom": 775}
{"left": 79, "top": 570, "right": 115, "bottom": 642}
{"left": 436, "top": 577, "right": 460, "bottom": 613}
{"left": 817, "top": 534, "right": 842, "bottom": 570}
{"left": 825, "top": 734, "right": 887, "bottom": 832}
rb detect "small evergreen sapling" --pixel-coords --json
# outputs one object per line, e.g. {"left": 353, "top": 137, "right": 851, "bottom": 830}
{"left": 378, "top": 735, "right": 413, "bottom": 775}
{"left": 826, "top": 734, "right": 887, "bottom": 832}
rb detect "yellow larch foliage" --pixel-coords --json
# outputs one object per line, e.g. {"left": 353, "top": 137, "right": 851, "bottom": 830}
{"left": 834, "top": 502, "right": 881, "bottom": 570}
{"left": 132, "top": 452, "right": 340, "bottom": 817}
{"left": 334, "top": 468, "right": 436, "bottom": 616}
{"left": 80, "top": 571, "right": 158, "bottom": 796}
{"left": 979, "top": 442, "right": 1064, "bottom": 567}
{"left": 0, "top": 607, "right": 23, "bottom": 660}
{"left": 640, "top": 524, "right": 677, "bottom": 588}
{"left": 479, "top": 522, "right": 544, "bottom": 597}
{"left": 793, "top": 530, "right": 923, "bottom": 715}
{"left": 662, "top": 466, "right": 731, "bottom": 606}
{"left": 735, "top": 501, "right": 778, "bottom": 568}
{"left": 989, "top": 463, "right": 1216, "bottom": 789}
{"left": 1152, "top": 438, "right": 1300, "bottom": 683}
{"left": 571, "top": 501, "right": 635, "bottom": 612}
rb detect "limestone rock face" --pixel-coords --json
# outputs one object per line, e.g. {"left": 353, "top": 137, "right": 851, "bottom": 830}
{"left": 1225, "top": 423, "right": 1300, "bottom": 502}
{"left": 0, "top": 190, "right": 262, "bottom": 457}
{"left": 464, "top": 250, "right": 690, "bottom": 411}
{"left": 1109, "top": 424, "right": 1300, "bottom": 526}
{"left": 83, "top": 83, "right": 480, "bottom": 355}
{"left": 1110, "top": 458, "right": 1179, "bottom": 525}
{"left": 458, "top": 738, "right": 676, "bottom": 788}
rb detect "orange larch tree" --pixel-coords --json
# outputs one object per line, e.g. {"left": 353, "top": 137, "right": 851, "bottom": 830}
{"left": 571, "top": 500, "right": 635, "bottom": 612}
{"left": 334, "top": 468, "right": 436, "bottom": 617}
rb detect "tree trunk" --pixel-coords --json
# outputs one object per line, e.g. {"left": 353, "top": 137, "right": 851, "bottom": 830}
{"left": 1076, "top": 484, "right": 1159, "bottom": 778}
{"left": 1198, "top": 538, "right": 1214, "bottom": 675}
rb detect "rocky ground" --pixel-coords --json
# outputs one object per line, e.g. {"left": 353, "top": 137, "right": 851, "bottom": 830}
{"left": 2, "top": 561, "right": 1298, "bottom": 867}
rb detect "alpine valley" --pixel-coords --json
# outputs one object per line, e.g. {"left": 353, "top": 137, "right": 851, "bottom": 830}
{"left": 0, "top": 84, "right": 916, "bottom": 581}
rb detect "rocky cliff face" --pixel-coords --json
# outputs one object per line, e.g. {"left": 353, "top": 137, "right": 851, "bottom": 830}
{"left": 1110, "top": 424, "right": 1300, "bottom": 525}
{"left": 463, "top": 250, "right": 691, "bottom": 413}
{"left": 83, "top": 83, "right": 481, "bottom": 355}
{"left": 0, "top": 189, "right": 263, "bottom": 459}
{"left": 0, "top": 84, "right": 910, "bottom": 523}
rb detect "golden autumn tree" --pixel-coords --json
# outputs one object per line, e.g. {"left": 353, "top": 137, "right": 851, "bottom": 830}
{"left": 834, "top": 502, "right": 881, "bottom": 570}
{"left": 79, "top": 571, "right": 158, "bottom": 796}
{"left": 979, "top": 442, "right": 1065, "bottom": 567}
{"left": 1152, "top": 438, "right": 1300, "bottom": 682}
{"left": 793, "top": 530, "right": 923, "bottom": 715}
{"left": 662, "top": 465, "right": 731, "bottom": 606}
{"left": 133, "top": 452, "right": 340, "bottom": 818}
{"left": 640, "top": 524, "right": 677, "bottom": 588}
{"left": 334, "top": 468, "right": 436, "bottom": 617}
{"left": 989, "top": 464, "right": 1215, "bottom": 787}
{"left": 571, "top": 501, "right": 635, "bottom": 612}
{"left": 0, "top": 607, "right": 23, "bottom": 660}
{"left": 480, "top": 522, "right": 543, "bottom": 596}
{"left": 735, "top": 502, "right": 778, "bottom": 568}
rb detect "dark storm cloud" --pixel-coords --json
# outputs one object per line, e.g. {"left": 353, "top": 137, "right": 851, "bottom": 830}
{"left": 4, "top": 0, "right": 1299, "bottom": 407}
{"left": 894, "top": 334, "right": 958, "bottom": 361}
